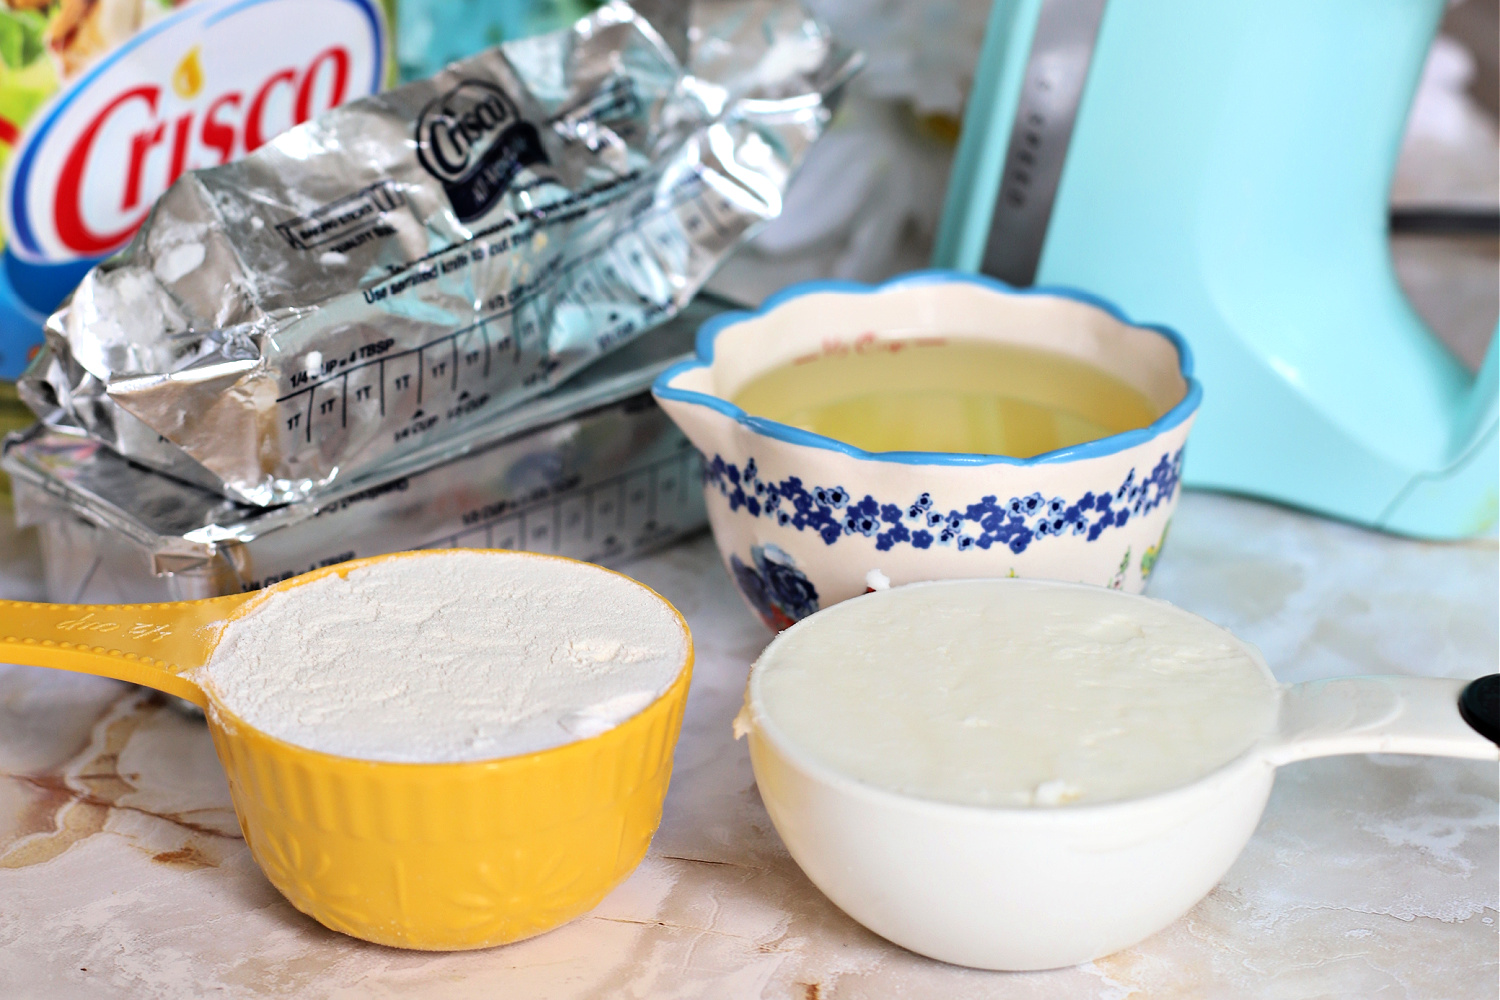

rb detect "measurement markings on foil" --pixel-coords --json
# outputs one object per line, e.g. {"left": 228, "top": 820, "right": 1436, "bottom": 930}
{"left": 272, "top": 183, "right": 717, "bottom": 451}
{"left": 281, "top": 323, "right": 502, "bottom": 441}
{"left": 426, "top": 449, "right": 701, "bottom": 561}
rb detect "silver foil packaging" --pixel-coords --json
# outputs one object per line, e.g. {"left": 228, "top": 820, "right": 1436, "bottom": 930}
{"left": 20, "top": 0, "right": 855, "bottom": 505}
{"left": 4, "top": 295, "right": 725, "bottom": 604}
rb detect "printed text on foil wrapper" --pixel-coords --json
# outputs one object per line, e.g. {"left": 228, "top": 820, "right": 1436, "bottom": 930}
{"left": 21, "top": 0, "right": 857, "bottom": 506}
{"left": 2, "top": 292, "right": 725, "bottom": 604}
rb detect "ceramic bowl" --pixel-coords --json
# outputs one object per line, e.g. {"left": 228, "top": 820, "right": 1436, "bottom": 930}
{"left": 738, "top": 579, "right": 1499, "bottom": 970}
{"left": 653, "top": 271, "right": 1201, "bottom": 629}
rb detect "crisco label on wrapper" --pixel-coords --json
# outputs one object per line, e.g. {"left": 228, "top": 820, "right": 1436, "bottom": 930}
{"left": 0, "top": 0, "right": 390, "bottom": 379}
{"left": 20, "top": 1, "right": 855, "bottom": 506}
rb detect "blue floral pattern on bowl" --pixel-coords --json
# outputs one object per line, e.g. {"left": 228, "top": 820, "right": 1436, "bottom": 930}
{"left": 728, "top": 543, "right": 819, "bottom": 630}
{"left": 704, "top": 451, "right": 1183, "bottom": 556}
{"left": 653, "top": 270, "right": 1201, "bottom": 610}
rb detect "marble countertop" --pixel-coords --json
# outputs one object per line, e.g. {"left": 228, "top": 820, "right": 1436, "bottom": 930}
{"left": 0, "top": 489, "right": 1494, "bottom": 998}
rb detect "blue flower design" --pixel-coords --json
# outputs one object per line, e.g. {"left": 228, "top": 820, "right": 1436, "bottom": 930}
{"left": 729, "top": 544, "right": 819, "bottom": 629}
{"left": 702, "top": 450, "right": 1183, "bottom": 558}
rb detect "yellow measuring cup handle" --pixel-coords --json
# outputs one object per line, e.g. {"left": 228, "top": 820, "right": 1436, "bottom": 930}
{"left": 0, "top": 592, "right": 255, "bottom": 707}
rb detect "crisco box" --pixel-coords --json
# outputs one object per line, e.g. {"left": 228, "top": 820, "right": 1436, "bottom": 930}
{"left": 0, "top": 0, "right": 396, "bottom": 379}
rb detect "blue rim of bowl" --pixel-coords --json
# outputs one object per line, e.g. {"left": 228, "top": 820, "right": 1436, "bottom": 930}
{"left": 652, "top": 269, "right": 1203, "bottom": 467}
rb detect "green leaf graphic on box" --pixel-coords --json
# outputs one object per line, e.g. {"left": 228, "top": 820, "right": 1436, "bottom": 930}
{"left": 0, "top": 55, "right": 58, "bottom": 146}
{"left": 0, "top": 9, "right": 46, "bottom": 71}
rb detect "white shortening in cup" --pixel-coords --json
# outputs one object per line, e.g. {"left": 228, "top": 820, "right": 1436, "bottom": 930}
{"left": 201, "top": 552, "right": 687, "bottom": 763}
{"left": 738, "top": 579, "right": 1498, "bottom": 971}
{"left": 746, "top": 581, "right": 1278, "bottom": 807}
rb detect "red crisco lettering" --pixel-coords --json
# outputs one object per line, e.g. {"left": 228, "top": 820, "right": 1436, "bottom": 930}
{"left": 168, "top": 112, "right": 194, "bottom": 187}
{"left": 123, "top": 120, "right": 165, "bottom": 212}
{"left": 49, "top": 44, "right": 366, "bottom": 257}
{"left": 200, "top": 92, "right": 241, "bottom": 164}
{"left": 56, "top": 85, "right": 161, "bottom": 254}
{"left": 295, "top": 47, "right": 350, "bottom": 125}
{"left": 246, "top": 68, "right": 297, "bottom": 152}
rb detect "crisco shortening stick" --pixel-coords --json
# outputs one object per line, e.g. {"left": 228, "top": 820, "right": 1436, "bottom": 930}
{"left": 20, "top": 1, "right": 855, "bottom": 506}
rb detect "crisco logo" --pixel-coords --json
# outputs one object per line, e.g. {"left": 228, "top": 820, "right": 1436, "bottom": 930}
{"left": 3, "top": 0, "right": 386, "bottom": 264}
{"left": 415, "top": 81, "right": 518, "bottom": 183}
{"left": 416, "top": 80, "right": 548, "bottom": 222}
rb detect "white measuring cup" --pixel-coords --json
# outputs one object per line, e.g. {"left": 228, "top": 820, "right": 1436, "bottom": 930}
{"left": 738, "top": 579, "right": 1499, "bottom": 971}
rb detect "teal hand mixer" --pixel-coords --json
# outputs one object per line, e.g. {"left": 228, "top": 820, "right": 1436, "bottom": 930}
{"left": 936, "top": 0, "right": 1497, "bottom": 539}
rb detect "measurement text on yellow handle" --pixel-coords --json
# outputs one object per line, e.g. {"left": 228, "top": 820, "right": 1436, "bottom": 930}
{"left": 55, "top": 612, "right": 172, "bottom": 642}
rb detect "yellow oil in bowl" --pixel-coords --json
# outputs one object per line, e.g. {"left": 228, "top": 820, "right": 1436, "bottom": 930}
{"left": 730, "top": 338, "right": 1160, "bottom": 458}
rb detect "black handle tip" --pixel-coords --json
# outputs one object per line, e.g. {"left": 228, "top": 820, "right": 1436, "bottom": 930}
{"left": 1458, "top": 675, "right": 1500, "bottom": 747}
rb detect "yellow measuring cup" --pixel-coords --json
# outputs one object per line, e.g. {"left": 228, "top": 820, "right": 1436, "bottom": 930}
{"left": 0, "top": 549, "right": 694, "bottom": 951}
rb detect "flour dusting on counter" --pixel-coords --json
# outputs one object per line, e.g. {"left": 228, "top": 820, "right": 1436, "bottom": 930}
{"left": 200, "top": 552, "right": 688, "bottom": 762}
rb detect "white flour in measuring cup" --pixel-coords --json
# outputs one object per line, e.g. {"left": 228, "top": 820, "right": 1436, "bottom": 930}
{"left": 199, "top": 552, "right": 688, "bottom": 762}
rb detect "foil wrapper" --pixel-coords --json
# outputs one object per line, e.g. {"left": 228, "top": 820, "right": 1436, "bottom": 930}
{"left": 5, "top": 295, "right": 726, "bottom": 603}
{"left": 20, "top": 0, "right": 855, "bottom": 506}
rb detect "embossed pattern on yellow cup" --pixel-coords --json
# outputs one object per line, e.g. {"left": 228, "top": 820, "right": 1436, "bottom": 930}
{"left": 0, "top": 550, "right": 694, "bottom": 950}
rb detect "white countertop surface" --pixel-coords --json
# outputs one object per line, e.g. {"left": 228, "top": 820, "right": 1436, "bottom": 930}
{"left": 0, "top": 489, "right": 1495, "bottom": 999}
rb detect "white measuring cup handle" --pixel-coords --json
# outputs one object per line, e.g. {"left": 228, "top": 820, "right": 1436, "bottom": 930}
{"left": 1265, "top": 675, "right": 1500, "bottom": 766}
